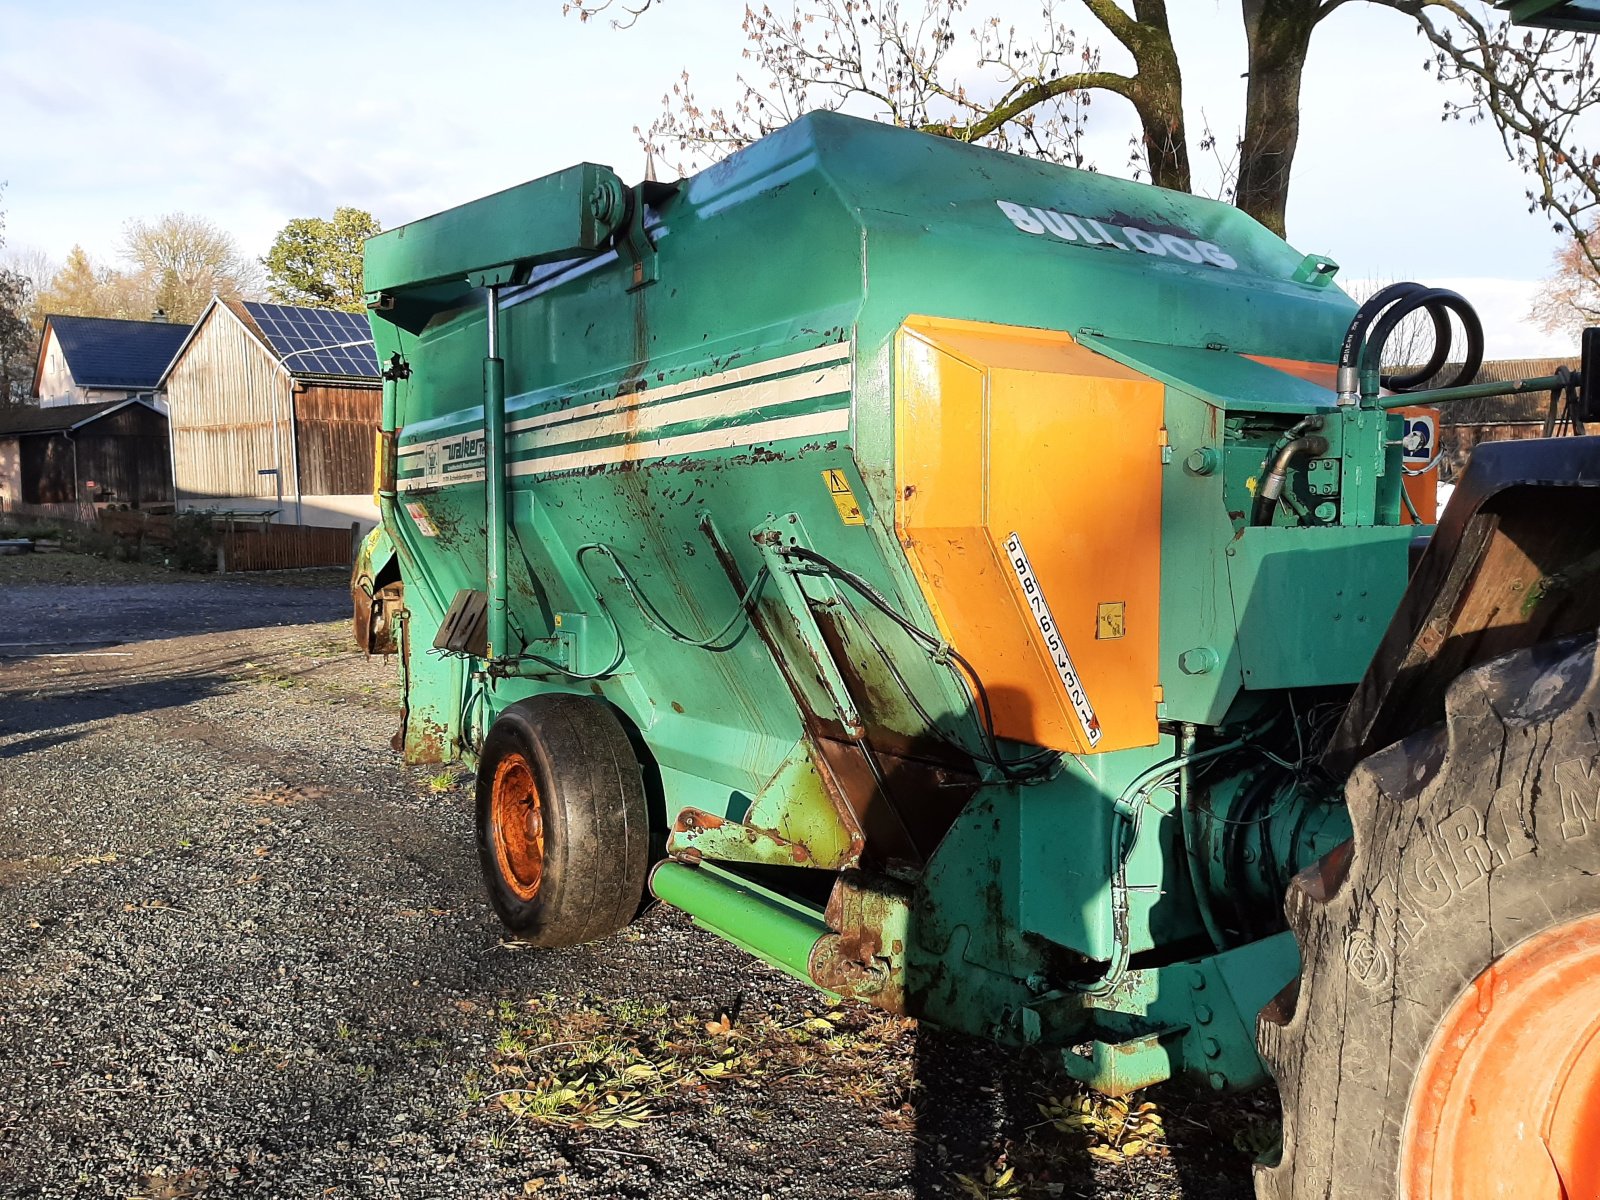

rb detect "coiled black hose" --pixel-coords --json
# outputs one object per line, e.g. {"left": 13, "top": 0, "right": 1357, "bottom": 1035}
{"left": 1361, "top": 287, "right": 1483, "bottom": 393}
{"left": 1337, "top": 282, "right": 1484, "bottom": 397}
{"left": 1337, "top": 282, "right": 1428, "bottom": 376}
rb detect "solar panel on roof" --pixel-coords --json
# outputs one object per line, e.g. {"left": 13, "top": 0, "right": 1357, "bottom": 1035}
{"left": 242, "top": 301, "right": 379, "bottom": 379}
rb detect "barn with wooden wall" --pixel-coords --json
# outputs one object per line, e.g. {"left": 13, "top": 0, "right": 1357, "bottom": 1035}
{"left": 1435, "top": 357, "right": 1582, "bottom": 478}
{"left": 159, "top": 298, "right": 381, "bottom": 532}
{"left": 0, "top": 399, "right": 172, "bottom": 520}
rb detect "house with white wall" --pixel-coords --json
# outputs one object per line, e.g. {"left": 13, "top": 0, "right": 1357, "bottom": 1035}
{"left": 33, "top": 314, "right": 190, "bottom": 413}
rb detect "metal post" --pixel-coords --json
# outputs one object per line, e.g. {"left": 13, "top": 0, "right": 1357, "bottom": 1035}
{"left": 1378, "top": 374, "right": 1566, "bottom": 410}
{"left": 286, "top": 382, "right": 304, "bottom": 528}
{"left": 66, "top": 430, "right": 82, "bottom": 523}
{"left": 484, "top": 286, "right": 508, "bottom": 662}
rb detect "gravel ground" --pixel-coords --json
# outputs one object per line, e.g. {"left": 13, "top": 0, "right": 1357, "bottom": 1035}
{"left": 0, "top": 558, "right": 1266, "bottom": 1200}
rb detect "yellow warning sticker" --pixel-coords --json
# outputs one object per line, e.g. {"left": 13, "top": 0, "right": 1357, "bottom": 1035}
{"left": 822, "top": 468, "right": 865, "bottom": 525}
{"left": 1096, "top": 601, "right": 1126, "bottom": 640}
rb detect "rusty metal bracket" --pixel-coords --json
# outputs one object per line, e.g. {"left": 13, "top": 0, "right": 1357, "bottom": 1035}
{"left": 618, "top": 184, "right": 661, "bottom": 292}
{"left": 808, "top": 869, "right": 912, "bottom": 1014}
{"left": 1059, "top": 1025, "right": 1188, "bottom": 1097}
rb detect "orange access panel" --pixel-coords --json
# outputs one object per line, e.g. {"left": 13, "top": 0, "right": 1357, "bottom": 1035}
{"left": 894, "top": 316, "right": 1164, "bottom": 756}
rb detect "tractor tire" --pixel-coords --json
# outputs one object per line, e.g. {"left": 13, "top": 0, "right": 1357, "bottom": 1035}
{"left": 474, "top": 693, "right": 650, "bottom": 948}
{"left": 1257, "top": 631, "right": 1600, "bottom": 1200}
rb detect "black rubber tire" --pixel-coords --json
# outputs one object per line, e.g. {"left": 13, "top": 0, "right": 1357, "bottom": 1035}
{"left": 1256, "top": 631, "right": 1600, "bottom": 1199}
{"left": 474, "top": 693, "right": 650, "bottom": 947}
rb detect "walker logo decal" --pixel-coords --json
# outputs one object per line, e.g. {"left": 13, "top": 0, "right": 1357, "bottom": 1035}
{"left": 1004, "top": 531, "right": 1102, "bottom": 747}
{"left": 414, "top": 434, "right": 487, "bottom": 490}
{"left": 996, "top": 200, "right": 1239, "bottom": 270}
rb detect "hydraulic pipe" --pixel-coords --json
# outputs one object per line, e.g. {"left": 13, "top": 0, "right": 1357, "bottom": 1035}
{"left": 1251, "top": 434, "right": 1330, "bottom": 526}
{"left": 649, "top": 860, "right": 830, "bottom": 983}
{"left": 375, "top": 365, "right": 446, "bottom": 616}
{"left": 1177, "top": 722, "right": 1229, "bottom": 953}
{"left": 1379, "top": 373, "right": 1566, "bottom": 411}
{"left": 484, "top": 286, "right": 508, "bottom": 662}
{"left": 1337, "top": 282, "right": 1426, "bottom": 403}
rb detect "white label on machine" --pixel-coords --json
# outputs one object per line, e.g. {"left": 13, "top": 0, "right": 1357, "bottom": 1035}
{"left": 996, "top": 200, "right": 1239, "bottom": 271}
{"left": 1003, "top": 531, "right": 1102, "bottom": 748}
{"left": 406, "top": 503, "right": 438, "bottom": 537}
{"left": 1402, "top": 414, "right": 1438, "bottom": 469}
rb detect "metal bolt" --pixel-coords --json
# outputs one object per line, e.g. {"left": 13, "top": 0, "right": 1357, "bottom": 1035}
{"left": 1203, "top": 1037, "right": 1222, "bottom": 1058}
{"left": 1195, "top": 1004, "right": 1213, "bottom": 1024}
{"left": 1208, "top": 1071, "right": 1227, "bottom": 1091}
{"left": 588, "top": 178, "right": 625, "bottom": 228}
{"left": 1190, "top": 971, "right": 1207, "bottom": 991}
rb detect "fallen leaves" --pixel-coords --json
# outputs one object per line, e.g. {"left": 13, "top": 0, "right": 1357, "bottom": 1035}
{"left": 477, "top": 994, "right": 914, "bottom": 1134}
{"left": 1037, "top": 1090, "right": 1167, "bottom": 1161}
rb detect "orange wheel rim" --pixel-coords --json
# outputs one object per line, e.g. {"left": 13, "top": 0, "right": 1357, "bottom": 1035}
{"left": 490, "top": 754, "right": 545, "bottom": 902}
{"left": 1402, "top": 912, "right": 1600, "bottom": 1200}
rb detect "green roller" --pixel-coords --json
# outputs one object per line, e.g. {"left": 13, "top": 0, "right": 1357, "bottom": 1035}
{"left": 648, "top": 861, "right": 830, "bottom": 984}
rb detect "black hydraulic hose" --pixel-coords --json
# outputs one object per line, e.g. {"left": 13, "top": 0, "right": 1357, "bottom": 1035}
{"left": 1381, "top": 303, "right": 1452, "bottom": 391}
{"left": 1338, "top": 282, "right": 1427, "bottom": 372}
{"left": 1251, "top": 434, "right": 1330, "bottom": 526}
{"left": 1361, "top": 287, "right": 1484, "bottom": 395}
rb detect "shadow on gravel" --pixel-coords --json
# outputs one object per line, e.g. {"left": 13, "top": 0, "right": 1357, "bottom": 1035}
{"left": 0, "top": 674, "right": 237, "bottom": 756}
{"left": 0, "top": 580, "right": 349, "bottom": 649}
{"left": 1161, "top": 1082, "right": 1271, "bottom": 1199}
{"left": 907, "top": 1029, "right": 1266, "bottom": 1197}
{"left": 910, "top": 1027, "right": 1097, "bottom": 1198}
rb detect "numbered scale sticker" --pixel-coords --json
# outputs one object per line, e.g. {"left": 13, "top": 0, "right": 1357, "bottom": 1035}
{"left": 1003, "top": 531, "right": 1102, "bottom": 747}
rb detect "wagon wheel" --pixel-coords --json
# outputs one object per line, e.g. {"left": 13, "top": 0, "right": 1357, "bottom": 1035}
{"left": 1257, "top": 631, "right": 1600, "bottom": 1200}
{"left": 475, "top": 693, "right": 650, "bottom": 948}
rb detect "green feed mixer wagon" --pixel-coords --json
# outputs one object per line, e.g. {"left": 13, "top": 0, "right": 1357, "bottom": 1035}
{"left": 351, "top": 111, "right": 1600, "bottom": 1199}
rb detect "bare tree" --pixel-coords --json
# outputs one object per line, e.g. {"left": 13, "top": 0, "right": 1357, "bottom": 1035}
{"left": 32, "top": 217, "right": 264, "bottom": 328}
{"left": 574, "top": 1, "right": 1600, "bottom": 247}
{"left": 0, "top": 245, "right": 59, "bottom": 320}
{"left": 562, "top": 0, "right": 656, "bottom": 27}
{"left": 639, "top": 2, "right": 1188, "bottom": 191}
{"left": 1413, "top": 3, "right": 1600, "bottom": 265}
{"left": 122, "top": 213, "right": 264, "bottom": 323}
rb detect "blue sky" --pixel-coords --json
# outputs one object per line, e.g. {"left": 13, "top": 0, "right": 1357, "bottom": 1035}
{"left": 0, "top": 1, "right": 1585, "bottom": 355}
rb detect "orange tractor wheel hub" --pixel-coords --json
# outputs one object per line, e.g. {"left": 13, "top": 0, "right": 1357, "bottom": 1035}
{"left": 490, "top": 755, "right": 546, "bottom": 902}
{"left": 1402, "top": 912, "right": 1600, "bottom": 1199}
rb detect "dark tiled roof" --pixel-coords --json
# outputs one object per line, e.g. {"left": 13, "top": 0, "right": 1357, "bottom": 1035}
{"left": 0, "top": 399, "right": 148, "bottom": 436}
{"left": 46, "top": 315, "right": 190, "bottom": 389}
{"left": 237, "top": 301, "right": 379, "bottom": 379}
